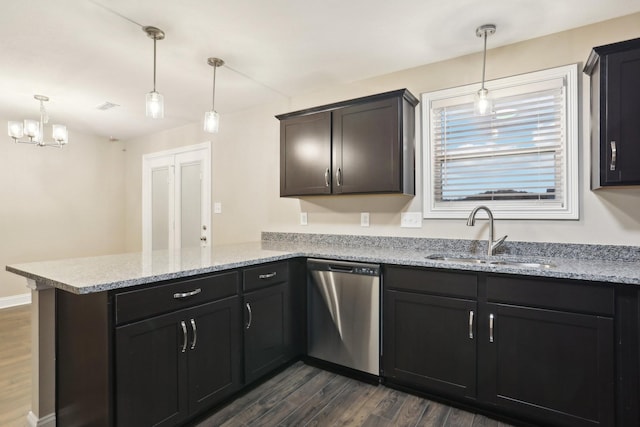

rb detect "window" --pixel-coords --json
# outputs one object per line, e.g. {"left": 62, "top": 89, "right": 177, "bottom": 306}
{"left": 422, "top": 64, "right": 579, "bottom": 219}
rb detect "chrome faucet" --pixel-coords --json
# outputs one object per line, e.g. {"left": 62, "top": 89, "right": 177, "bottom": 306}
{"left": 466, "top": 205, "right": 507, "bottom": 256}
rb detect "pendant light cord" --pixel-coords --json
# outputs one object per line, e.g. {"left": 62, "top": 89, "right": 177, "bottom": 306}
{"left": 153, "top": 37, "right": 157, "bottom": 92}
{"left": 481, "top": 30, "right": 487, "bottom": 91}
{"left": 212, "top": 64, "right": 217, "bottom": 110}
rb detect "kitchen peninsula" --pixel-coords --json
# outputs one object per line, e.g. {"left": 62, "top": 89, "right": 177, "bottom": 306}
{"left": 7, "top": 233, "right": 640, "bottom": 427}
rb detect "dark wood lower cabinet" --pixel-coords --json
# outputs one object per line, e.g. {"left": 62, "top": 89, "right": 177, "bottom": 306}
{"left": 384, "top": 290, "right": 477, "bottom": 399}
{"left": 383, "top": 266, "right": 616, "bottom": 427}
{"left": 115, "top": 296, "right": 241, "bottom": 427}
{"left": 244, "top": 282, "right": 291, "bottom": 383}
{"left": 479, "top": 303, "right": 614, "bottom": 427}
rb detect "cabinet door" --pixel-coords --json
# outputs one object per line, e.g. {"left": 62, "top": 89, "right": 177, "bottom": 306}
{"left": 187, "top": 296, "right": 242, "bottom": 416}
{"left": 480, "top": 303, "right": 614, "bottom": 427}
{"left": 605, "top": 48, "right": 640, "bottom": 185}
{"left": 332, "top": 97, "right": 402, "bottom": 194}
{"left": 115, "top": 310, "right": 189, "bottom": 427}
{"left": 383, "top": 289, "right": 477, "bottom": 400}
{"left": 244, "top": 282, "right": 291, "bottom": 383}
{"left": 279, "top": 112, "right": 332, "bottom": 196}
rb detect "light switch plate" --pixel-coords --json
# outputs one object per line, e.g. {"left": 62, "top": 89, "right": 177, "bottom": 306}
{"left": 401, "top": 212, "right": 422, "bottom": 228}
{"left": 361, "top": 212, "right": 370, "bottom": 227}
{"left": 300, "top": 212, "right": 308, "bottom": 225}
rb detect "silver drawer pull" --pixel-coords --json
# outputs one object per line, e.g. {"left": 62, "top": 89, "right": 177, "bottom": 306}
{"left": 336, "top": 167, "right": 342, "bottom": 187}
{"left": 324, "top": 168, "right": 330, "bottom": 187}
{"left": 245, "top": 302, "right": 252, "bottom": 329}
{"left": 258, "top": 272, "right": 277, "bottom": 280}
{"left": 489, "top": 314, "right": 495, "bottom": 343}
{"left": 190, "top": 318, "right": 197, "bottom": 350}
{"left": 610, "top": 140, "right": 617, "bottom": 171}
{"left": 180, "top": 321, "right": 188, "bottom": 353}
{"left": 173, "top": 288, "right": 202, "bottom": 299}
{"left": 468, "top": 310, "right": 474, "bottom": 339}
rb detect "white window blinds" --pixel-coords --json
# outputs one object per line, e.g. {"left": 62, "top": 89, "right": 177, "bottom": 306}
{"left": 422, "top": 64, "right": 579, "bottom": 219}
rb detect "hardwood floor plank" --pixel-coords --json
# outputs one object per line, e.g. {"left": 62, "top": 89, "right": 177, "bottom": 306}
{"left": 362, "top": 413, "right": 397, "bottom": 427}
{"left": 0, "top": 305, "right": 31, "bottom": 427}
{"left": 272, "top": 374, "right": 350, "bottom": 426}
{"left": 370, "top": 387, "right": 406, "bottom": 421}
{"left": 445, "top": 407, "right": 476, "bottom": 427}
{"left": 304, "top": 379, "right": 377, "bottom": 427}
{"left": 332, "top": 383, "right": 393, "bottom": 426}
{"left": 222, "top": 367, "right": 336, "bottom": 427}
{"left": 194, "top": 361, "right": 309, "bottom": 426}
{"left": 393, "top": 393, "right": 430, "bottom": 426}
{"left": 416, "top": 400, "right": 452, "bottom": 426}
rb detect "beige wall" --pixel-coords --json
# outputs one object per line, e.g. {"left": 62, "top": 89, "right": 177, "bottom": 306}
{"left": 1, "top": 128, "right": 126, "bottom": 300}
{"left": 122, "top": 13, "right": 640, "bottom": 250}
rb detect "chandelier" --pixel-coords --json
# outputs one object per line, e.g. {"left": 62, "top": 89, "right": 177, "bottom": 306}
{"left": 8, "top": 95, "right": 68, "bottom": 147}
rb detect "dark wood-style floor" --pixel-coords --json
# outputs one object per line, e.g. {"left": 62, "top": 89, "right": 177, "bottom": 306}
{"left": 196, "top": 362, "right": 515, "bottom": 427}
{"left": 1, "top": 305, "right": 515, "bottom": 427}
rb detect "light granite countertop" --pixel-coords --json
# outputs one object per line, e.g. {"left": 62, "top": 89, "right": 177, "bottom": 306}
{"left": 6, "top": 235, "right": 640, "bottom": 294}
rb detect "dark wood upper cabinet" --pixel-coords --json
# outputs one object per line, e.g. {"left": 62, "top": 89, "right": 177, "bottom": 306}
{"left": 584, "top": 37, "right": 640, "bottom": 188}
{"left": 276, "top": 89, "right": 418, "bottom": 196}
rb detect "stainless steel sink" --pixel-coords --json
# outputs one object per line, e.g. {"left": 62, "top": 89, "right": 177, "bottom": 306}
{"left": 426, "top": 254, "right": 554, "bottom": 269}
{"left": 489, "top": 260, "right": 554, "bottom": 269}
{"left": 425, "top": 254, "right": 486, "bottom": 264}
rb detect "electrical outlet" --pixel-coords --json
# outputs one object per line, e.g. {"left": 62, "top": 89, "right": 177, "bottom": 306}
{"left": 401, "top": 212, "right": 422, "bottom": 228}
{"left": 300, "top": 212, "right": 308, "bottom": 226}
{"left": 213, "top": 202, "right": 222, "bottom": 214}
{"left": 361, "top": 212, "right": 370, "bottom": 227}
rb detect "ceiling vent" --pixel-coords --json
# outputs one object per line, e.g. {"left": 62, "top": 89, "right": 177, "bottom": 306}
{"left": 96, "top": 101, "right": 120, "bottom": 111}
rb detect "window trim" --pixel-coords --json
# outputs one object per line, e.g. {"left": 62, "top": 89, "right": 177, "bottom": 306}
{"left": 421, "top": 64, "right": 579, "bottom": 220}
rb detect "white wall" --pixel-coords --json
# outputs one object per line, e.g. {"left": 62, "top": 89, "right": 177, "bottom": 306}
{"left": 0, "top": 128, "right": 126, "bottom": 300}
{"left": 124, "top": 13, "right": 640, "bottom": 250}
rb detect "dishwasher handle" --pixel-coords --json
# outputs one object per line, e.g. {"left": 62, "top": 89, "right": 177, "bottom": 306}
{"left": 307, "top": 258, "right": 380, "bottom": 276}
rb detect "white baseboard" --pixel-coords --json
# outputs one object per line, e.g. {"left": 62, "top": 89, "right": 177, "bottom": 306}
{"left": 27, "top": 411, "right": 56, "bottom": 427}
{"left": 0, "top": 293, "right": 31, "bottom": 309}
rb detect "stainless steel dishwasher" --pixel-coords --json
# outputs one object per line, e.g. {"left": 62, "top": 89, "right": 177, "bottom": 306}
{"left": 307, "top": 258, "right": 380, "bottom": 376}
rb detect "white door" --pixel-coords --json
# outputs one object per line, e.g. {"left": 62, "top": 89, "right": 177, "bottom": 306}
{"left": 142, "top": 142, "right": 211, "bottom": 252}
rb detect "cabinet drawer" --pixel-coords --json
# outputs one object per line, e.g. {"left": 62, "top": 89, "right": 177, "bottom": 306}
{"left": 115, "top": 271, "right": 239, "bottom": 325}
{"left": 384, "top": 265, "right": 476, "bottom": 298}
{"left": 243, "top": 262, "right": 289, "bottom": 292}
{"left": 486, "top": 275, "right": 614, "bottom": 316}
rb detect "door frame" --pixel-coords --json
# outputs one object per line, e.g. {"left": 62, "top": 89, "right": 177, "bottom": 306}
{"left": 142, "top": 142, "right": 211, "bottom": 252}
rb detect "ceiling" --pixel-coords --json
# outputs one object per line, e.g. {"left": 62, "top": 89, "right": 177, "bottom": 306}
{"left": 1, "top": 0, "right": 639, "bottom": 142}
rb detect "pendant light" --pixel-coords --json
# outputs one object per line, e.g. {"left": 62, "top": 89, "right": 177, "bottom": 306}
{"left": 8, "top": 95, "right": 68, "bottom": 147}
{"left": 143, "top": 26, "right": 165, "bottom": 119}
{"left": 204, "top": 57, "right": 224, "bottom": 133}
{"left": 474, "top": 24, "right": 496, "bottom": 116}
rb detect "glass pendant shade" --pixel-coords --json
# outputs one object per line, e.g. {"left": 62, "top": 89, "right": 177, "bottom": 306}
{"left": 475, "top": 88, "right": 493, "bottom": 116}
{"left": 146, "top": 91, "right": 164, "bottom": 119}
{"left": 52, "top": 124, "right": 68, "bottom": 144}
{"left": 8, "top": 121, "right": 24, "bottom": 139}
{"left": 204, "top": 110, "right": 219, "bottom": 133}
{"left": 24, "top": 119, "right": 40, "bottom": 139}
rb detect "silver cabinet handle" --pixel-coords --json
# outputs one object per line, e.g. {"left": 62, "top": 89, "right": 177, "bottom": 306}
{"left": 180, "top": 321, "right": 188, "bottom": 353}
{"left": 610, "top": 141, "right": 617, "bottom": 171}
{"left": 469, "top": 310, "right": 474, "bottom": 339}
{"left": 336, "top": 167, "right": 342, "bottom": 187}
{"left": 324, "top": 168, "right": 330, "bottom": 187}
{"left": 489, "top": 314, "right": 495, "bottom": 343}
{"left": 258, "top": 272, "right": 277, "bottom": 280}
{"left": 245, "top": 302, "right": 252, "bottom": 329}
{"left": 173, "top": 288, "right": 202, "bottom": 299}
{"left": 190, "top": 318, "right": 197, "bottom": 350}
